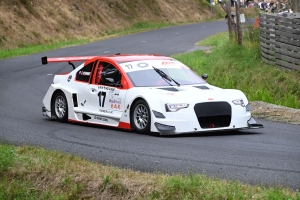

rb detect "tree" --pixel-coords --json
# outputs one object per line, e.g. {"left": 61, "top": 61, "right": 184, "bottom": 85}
{"left": 220, "top": 0, "right": 242, "bottom": 45}
{"left": 235, "top": 0, "right": 242, "bottom": 45}
{"left": 292, "top": 0, "right": 300, "bottom": 12}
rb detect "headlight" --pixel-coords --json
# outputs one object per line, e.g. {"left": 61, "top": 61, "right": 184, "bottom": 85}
{"left": 232, "top": 99, "right": 245, "bottom": 107}
{"left": 165, "top": 103, "right": 189, "bottom": 112}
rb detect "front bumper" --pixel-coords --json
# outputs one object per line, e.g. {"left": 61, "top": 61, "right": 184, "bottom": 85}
{"left": 247, "top": 117, "right": 264, "bottom": 129}
{"left": 154, "top": 122, "right": 176, "bottom": 135}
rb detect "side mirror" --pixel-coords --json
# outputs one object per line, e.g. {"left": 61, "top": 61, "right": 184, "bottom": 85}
{"left": 202, "top": 73, "right": 208, "bottom": 80}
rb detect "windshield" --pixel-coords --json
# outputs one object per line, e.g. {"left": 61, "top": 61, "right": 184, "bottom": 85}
{"left": 120, "top": 60, "right": 206, "bottom": 87}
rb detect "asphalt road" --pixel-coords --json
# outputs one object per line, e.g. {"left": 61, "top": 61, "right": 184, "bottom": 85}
{"left": 0, "top": 20, "right": 299, "bottom": 190}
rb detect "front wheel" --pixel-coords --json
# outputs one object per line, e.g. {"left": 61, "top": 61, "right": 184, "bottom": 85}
{"left": 130, "top": 100, "right": 151, "bottom": 134}
{"left": 53, "top": 92, "right": 68, "bottom": 122}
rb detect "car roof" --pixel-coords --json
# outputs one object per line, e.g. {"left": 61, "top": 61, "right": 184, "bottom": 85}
{"left": 104, "top": 54, "right": 173, "bottom": 63}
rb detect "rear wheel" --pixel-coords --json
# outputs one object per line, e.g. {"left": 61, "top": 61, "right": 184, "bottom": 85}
{"left": 53, "top": 92, "right": 68, "bottom": 122}
{"left": 131, "top": 100, "right": 151, "bottom": 134}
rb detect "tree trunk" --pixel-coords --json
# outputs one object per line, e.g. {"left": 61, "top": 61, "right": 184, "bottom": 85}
{"left": 226, "top": 0, "right": 234, "bottom": 40}
{"left": 292, "top": 0, "right": 300, "bottom": 12}
{"left": 235, "top": 1, "right": 242, "bottom": 45}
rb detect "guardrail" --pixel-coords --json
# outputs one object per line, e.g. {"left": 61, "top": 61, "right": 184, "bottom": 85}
{"left": 259, "top": 13, "right": 300, "bottom": 71}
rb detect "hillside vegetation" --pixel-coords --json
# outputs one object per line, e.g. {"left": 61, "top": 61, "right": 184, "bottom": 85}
{"left": 0, "top": 0, "right": 223, "bottom": 49}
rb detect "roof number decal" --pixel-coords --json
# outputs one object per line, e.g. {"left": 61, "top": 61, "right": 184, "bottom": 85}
{"left": 125, "top": 64, "right": 133, "bottom": 69}
{"left": 120, "top": 60, "right": 187, "bottom": 72}
{"left": 137, "top": 62, "right": 149, "bottom": 68}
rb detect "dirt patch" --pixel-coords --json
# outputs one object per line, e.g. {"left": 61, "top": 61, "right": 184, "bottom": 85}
{"left": 250, "top": 101, "right": 300, "bottom": 125}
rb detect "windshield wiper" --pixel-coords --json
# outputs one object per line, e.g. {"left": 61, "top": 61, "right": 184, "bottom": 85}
{"left": 153, "top": 66, "right": 180, "bottom": 87}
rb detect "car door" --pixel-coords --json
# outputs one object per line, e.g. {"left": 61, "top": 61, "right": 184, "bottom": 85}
{"left": 83, "top": 61, "right": 128, "bottom": 126}
{"left": 72, "top": 60, "right": 96, "bottom": 112}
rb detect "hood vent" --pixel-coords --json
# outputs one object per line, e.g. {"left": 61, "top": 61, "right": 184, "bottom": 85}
{"left": 194, "top": 86, "right": 209, "bottom": 90}
{"left": 157, "top": 87, "right": 178, "bottom": 92}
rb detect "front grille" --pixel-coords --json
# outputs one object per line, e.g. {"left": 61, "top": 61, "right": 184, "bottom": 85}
{"left": 194, "top": 102, "right": 231, "bottom": 129}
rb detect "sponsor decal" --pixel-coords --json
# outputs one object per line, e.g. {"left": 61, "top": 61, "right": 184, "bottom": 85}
{"left": 166, "top": 93, "right": 175, "bottom": 96}
{"left": 94, "top": 115, "right": 108, "bottom": 122}
{"left": 159, "top": 92, "right": 175, "bottom": 96}
{"left": 162, "top": 61, "right": 176, "bottom": 65}
{"left": 111, "top": 104, "right": 121, "bottom": 109}
{"left": 110, "top": 91, "right": 120, "bottom": 99}
{"left": 78, "top": 71, "right": 90, "bottom": 75}
{"left": 81, "top": 100, "right": 86, "bottom": 106}
{"left": 99, "top": 109, "right": 113, "bottom": 114}
{"left": 98, "top": 86, "right": 115, "bottom": 92}
{"left": 208, "top": 98, "right": 213, "bottom": 100}
{"left": 137, "top": 62, "right": 148, "bottom": 68}
{"left": 109, "top": 99, "right": 121, "bottom": 104}
{"left": 114, "top": 89, "right": 120, "bottom": 96}
{"left": 67, "top": 75, "right": 72, "bottom": 82}
{"left": 110, "top": 93, "right": 115, "bottom": 99}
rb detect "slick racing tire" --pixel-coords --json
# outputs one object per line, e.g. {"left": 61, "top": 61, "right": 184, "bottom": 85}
{"left": 53, "top": 91, "right": 68, "bottom": 122}
{"left": 131, "top": 100, "right": 151, "bottom": 134}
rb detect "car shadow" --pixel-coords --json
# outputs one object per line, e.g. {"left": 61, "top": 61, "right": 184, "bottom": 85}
{"left": 43, "top": 118, "right": 262, "bottom": 138}
{"left": 43, "top": 118, "right": 138, "bottom": 135}
{"left": 153, "top": 129, "right": 263, "bottom": 138}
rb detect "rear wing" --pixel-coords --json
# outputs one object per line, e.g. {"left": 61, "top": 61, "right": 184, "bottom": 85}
{"left": 41, "top": 56, "right": 97, "bottom": 65}
{"left": 41, "top": 56, "right": 97, "bottom": 69}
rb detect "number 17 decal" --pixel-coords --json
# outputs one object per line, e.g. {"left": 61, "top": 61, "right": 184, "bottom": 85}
{"left": 98, "top": 91, "right": 106, "bottom": 107}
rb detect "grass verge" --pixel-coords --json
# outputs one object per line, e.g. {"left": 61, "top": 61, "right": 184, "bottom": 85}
{"left": 173, "top": 27, "right": 300, "bottom": 109}
{"left": 0, "top": 143, "right": 299, "bottom": 199}
{"left": 0, "top": 39, "right": 91, "bottom": 60}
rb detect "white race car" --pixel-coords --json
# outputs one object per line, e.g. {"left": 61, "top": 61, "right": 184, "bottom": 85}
{"left": 42, "top": 54, "right": 263, "bottom": 135}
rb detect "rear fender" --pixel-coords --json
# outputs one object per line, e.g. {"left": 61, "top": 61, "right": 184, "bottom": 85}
{"left": 47, "top": 85, "right": 77, "bottom": 118}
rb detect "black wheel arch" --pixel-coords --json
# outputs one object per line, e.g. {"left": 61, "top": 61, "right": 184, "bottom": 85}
{"left": 129, "top": 97, "right": 148, "bottom": 120}
{"left": 130, "top": 97, "right": 152, "bottom": 134}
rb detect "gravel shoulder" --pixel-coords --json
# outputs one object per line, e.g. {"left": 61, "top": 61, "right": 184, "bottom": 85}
{"left": 250, "top": 101, "right": 300, "bottom": 125}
